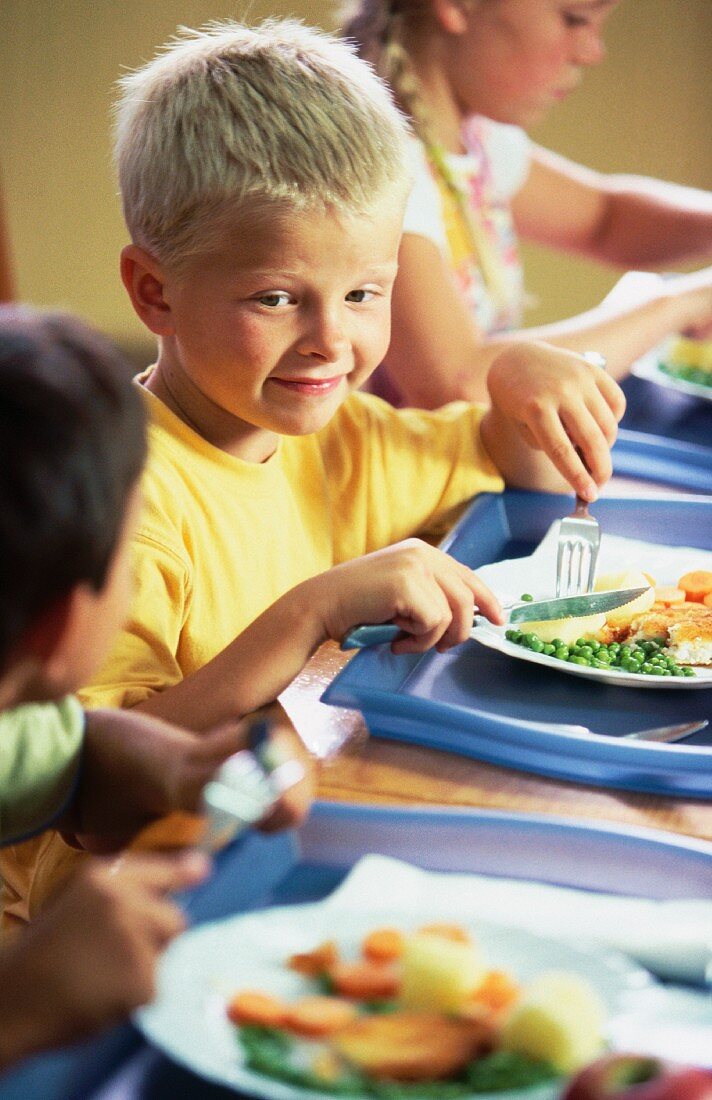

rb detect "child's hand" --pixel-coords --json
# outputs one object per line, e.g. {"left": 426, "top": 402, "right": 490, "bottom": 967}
{"left": 487, "top": 343, "right": 626, "bottom": 500}
{"left": 0, "top": 851, "right": 208, "bottom": 1068}
{"left": 73, "top": 710, "right": 312, "bottom": 851}
{"left": 307, "top": 539, "right": 503, "bottom": 654}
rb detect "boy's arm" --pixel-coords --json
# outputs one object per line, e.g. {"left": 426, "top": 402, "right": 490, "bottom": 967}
{"left": 131, "top": 540, "right": 504, "bottom": 731}
{"left": 480, "top": 343, "right": 626, "bottom": 500}
{"left": 61, "top": 708, "right": 312, "bottom": 851}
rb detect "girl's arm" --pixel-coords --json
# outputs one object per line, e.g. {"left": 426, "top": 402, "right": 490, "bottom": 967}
{"left": 515, "top": 146, "right": 712, "bottom": 269}
{"left": 384, "top": 166, "right": 712, "bottom": 404}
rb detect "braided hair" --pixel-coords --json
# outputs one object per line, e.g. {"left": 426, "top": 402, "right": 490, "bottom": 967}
{"left": 341, "top": 0, "right": 507, "bottom": 308}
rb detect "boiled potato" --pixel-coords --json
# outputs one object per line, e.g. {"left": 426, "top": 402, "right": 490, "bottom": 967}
{"left": 500, "top": 971, "right": 606, "bottom": 1073}
{"left": 594, "top": 570, "right": 654, "bottom": 626}
{"left": 519, "top": 612, "right": 606, "bottom": 646}
{"left": 400, "top": 931, "right": 485, "bottom": 1013}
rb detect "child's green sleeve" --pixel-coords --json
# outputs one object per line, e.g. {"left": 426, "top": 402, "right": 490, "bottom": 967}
{"left": 0, "top": 696, "right": 85, "bottom": 846}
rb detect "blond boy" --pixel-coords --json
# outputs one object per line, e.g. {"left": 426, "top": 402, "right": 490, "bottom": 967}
{"left": 2, "top": 21, "right": 624, "bottom": 920}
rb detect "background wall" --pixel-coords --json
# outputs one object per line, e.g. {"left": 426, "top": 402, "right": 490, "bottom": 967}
{"left": 2, "top": 0, "right": 711, "bottom": 361}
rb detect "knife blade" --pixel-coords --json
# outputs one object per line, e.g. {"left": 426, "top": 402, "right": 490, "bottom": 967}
{"left": 509, "top": 587, "right": 650, "bottom": 624}
{"left": 341, "top": 587, "right": 650, "bottom": 650}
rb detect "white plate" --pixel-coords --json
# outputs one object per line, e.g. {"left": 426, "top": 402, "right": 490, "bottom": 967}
{"left": 470, "top": 623, "right": 712, "bottom": 690}
{"left": 631, "top": 345, "right": 712, "bottom": 404}
{"left": 136, "top": 904, "right": 651, "bottom": 1100}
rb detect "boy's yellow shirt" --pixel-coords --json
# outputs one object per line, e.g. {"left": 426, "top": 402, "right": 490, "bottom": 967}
{"left": 0, "top": 386, "right": 502, "bottom": 926}
{"left": 82, "top": 385, "right": 503, "bottom": 710}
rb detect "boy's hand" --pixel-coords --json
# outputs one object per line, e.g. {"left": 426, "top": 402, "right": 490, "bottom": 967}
{"left": 71, "top": 710, "right": 311, "bottom": 851}
{"left": 486, "top": 343, "right": 626, "bottom": 500}
{"left": 0, "top": 851, "right": 208, "bottom": 1069}
{"left": 308, "top": 539, "right": 503, "bottom": 654}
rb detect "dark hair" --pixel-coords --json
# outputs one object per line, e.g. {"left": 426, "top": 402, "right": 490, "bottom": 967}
{"left": 0, "top": 306, "right": 147, "bottom": 671}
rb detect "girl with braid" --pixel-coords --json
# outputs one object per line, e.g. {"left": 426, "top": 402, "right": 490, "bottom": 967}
{"left": 342, "top": 0, "right": 712, "bottom": 407}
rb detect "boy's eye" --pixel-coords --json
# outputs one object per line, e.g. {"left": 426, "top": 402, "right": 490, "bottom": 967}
{"left": 346, "top": 288, "right": 376, "bottom": 304}
{"left": 257, "top": 292, "right": 291, "bottom": 308}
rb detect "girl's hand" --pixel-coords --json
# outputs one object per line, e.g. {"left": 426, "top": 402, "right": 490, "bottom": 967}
{"left": 487, "top": 343, "right": 626, "bottom": 500}
{"left": 308, "top": 539, "right": 503, "bottom": 654}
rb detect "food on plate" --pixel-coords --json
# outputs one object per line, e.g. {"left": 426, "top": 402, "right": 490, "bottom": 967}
{"left": 510, "top": 613, "right": 607, "bottom": 647}
{"left": 501, "top": 972, "right": 606, "bottom": 1074}
{"left": 505, "top": 631, "right": 695, "bottom": 677}
{"left": 594, "top": 571, "right": 655, "bottom": 626}
{"left": 658, "top": 336, "right": 712, "bottom": 389}
{"left": 561, "top": 1052, "right": 712, "bottom": 1100}
{"left": 228, "top": 922, "right": 609, "bottom": 1093}
{"left": 505, "top": 567, "right": 712, "bottom": 676}
{"left": 331, "top": 1010, "right": 492, "bottom": 1080}
{"left": 400, "top": 929, "right": 485, "bottom": 1012}
{"left": 677, "top": 571, "right": 712, "bottom": 604}
{"left": 627, "top": 605, "right": 712, "bottom": 667}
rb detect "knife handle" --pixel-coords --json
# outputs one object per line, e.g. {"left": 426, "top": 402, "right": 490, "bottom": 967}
{"left": 341, "top": 623, "right": 402, "bottom": 650}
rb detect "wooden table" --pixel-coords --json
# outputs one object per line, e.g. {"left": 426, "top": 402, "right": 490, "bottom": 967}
{"left": 280, "top": 639, "right": 712, "bottom": 845}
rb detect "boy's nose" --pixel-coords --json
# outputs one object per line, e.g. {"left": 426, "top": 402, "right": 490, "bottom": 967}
{"left": 297, "top": 309, "right": 348, "bottom": 362}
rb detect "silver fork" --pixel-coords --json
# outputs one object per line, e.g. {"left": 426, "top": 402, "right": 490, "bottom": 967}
{"left": 555, "top": 352, "right": 608, "bottom": 597}
{"left": 546, "top": 719, "right": 708, "bottom": 743}
{"left": 555, "top": 492, "right": 601, "bottom": 597}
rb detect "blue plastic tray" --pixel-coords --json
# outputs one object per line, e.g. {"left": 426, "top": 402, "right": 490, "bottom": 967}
{"left": 5, "top": 803, "right": 710, "bottom": 1100}
{"left": 620, "top": 375, "right": 712, "bottom": 453}
{"left": 323, "top": 491, "right": 712, "bottom": 799}
{"left": 612, "top": 427, "right": 711, "bottom": 493}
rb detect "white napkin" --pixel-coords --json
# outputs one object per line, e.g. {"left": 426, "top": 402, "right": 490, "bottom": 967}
{"left": 475, "top": 525, "right": 712, "bottom": 608}
{"left": 325, "top": 854, "right": 712, "bottom": 987}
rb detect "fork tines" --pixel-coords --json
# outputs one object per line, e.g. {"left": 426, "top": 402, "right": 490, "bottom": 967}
{"left": 556, "top": 514, "right": 601, "bottom": 598}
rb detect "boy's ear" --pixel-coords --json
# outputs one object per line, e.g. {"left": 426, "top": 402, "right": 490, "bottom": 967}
{"left": 120, "top": 244, "right": 175, "bottom": 337}
{"left": 432, "top": 0, "right": 471, "bottom": 34}
{"left": 21, "top": 594, "right": 76, "bottom": 685}
{"left": 0, "top": 594, "right": 77, "bottom": 709}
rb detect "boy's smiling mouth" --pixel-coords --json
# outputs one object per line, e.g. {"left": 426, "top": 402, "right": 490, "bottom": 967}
{"left": 269, "top": 374, "right": 346, "bottom": 395}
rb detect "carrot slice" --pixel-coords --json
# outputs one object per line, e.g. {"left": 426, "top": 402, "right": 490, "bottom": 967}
{"left": 329, "top": 959, "right": 401, "bottom": 1000}
{"left": 678, "top": 570, "right": 712, "bottom": 604}
{"left": 469, "top": 969, "right": 521, "bottom": 1013}
{"left": 417, "top": 922, "right": 472, "bottom": 945}
{"left": 362, "top": 928, "right": 405, "bottom": 962}
{"left": 226, "top": 990, "right": 287, "bottom": 1027}
{"left": 653, "top": 585, "right": 686, "bottom": 607}
{"left": 285, "top": 995, "right": 359, "bottom": 1037}
{"left": 288, "top": 939, "right": 339, "bottom": 977}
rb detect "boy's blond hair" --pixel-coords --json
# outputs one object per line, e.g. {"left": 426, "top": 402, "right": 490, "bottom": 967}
{"left": 114, "top": 18, "right": 411, "bottom": 269}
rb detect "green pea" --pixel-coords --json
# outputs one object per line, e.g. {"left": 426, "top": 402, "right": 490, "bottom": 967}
{"left": 529, "top": 637, "right": 545, "bottom": 653}
{"left": 542, "top": 643, "right": 556, "bottom": 656}
{"left": 641, "top": 663, "right": 656, "bottom": 675}
{"left": 577, "top": 646, "right": 594, "bottom": 659}
{"left": 522, "top": 633, "right": 538, "bottom": 648}
{"left": 682, "top": 667, "right": 696, "bottom": 677}
{"left": 519, "top": 593, "right": 534, "bottom": 602}
{"left": 554, "top": 646, "right": 570, "bottom": 660}
{"left": 569, "top": 656, "right": 589, "bottom": 666}
{"left": 550, "top": 638, "right": 565, "bottom": 649}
